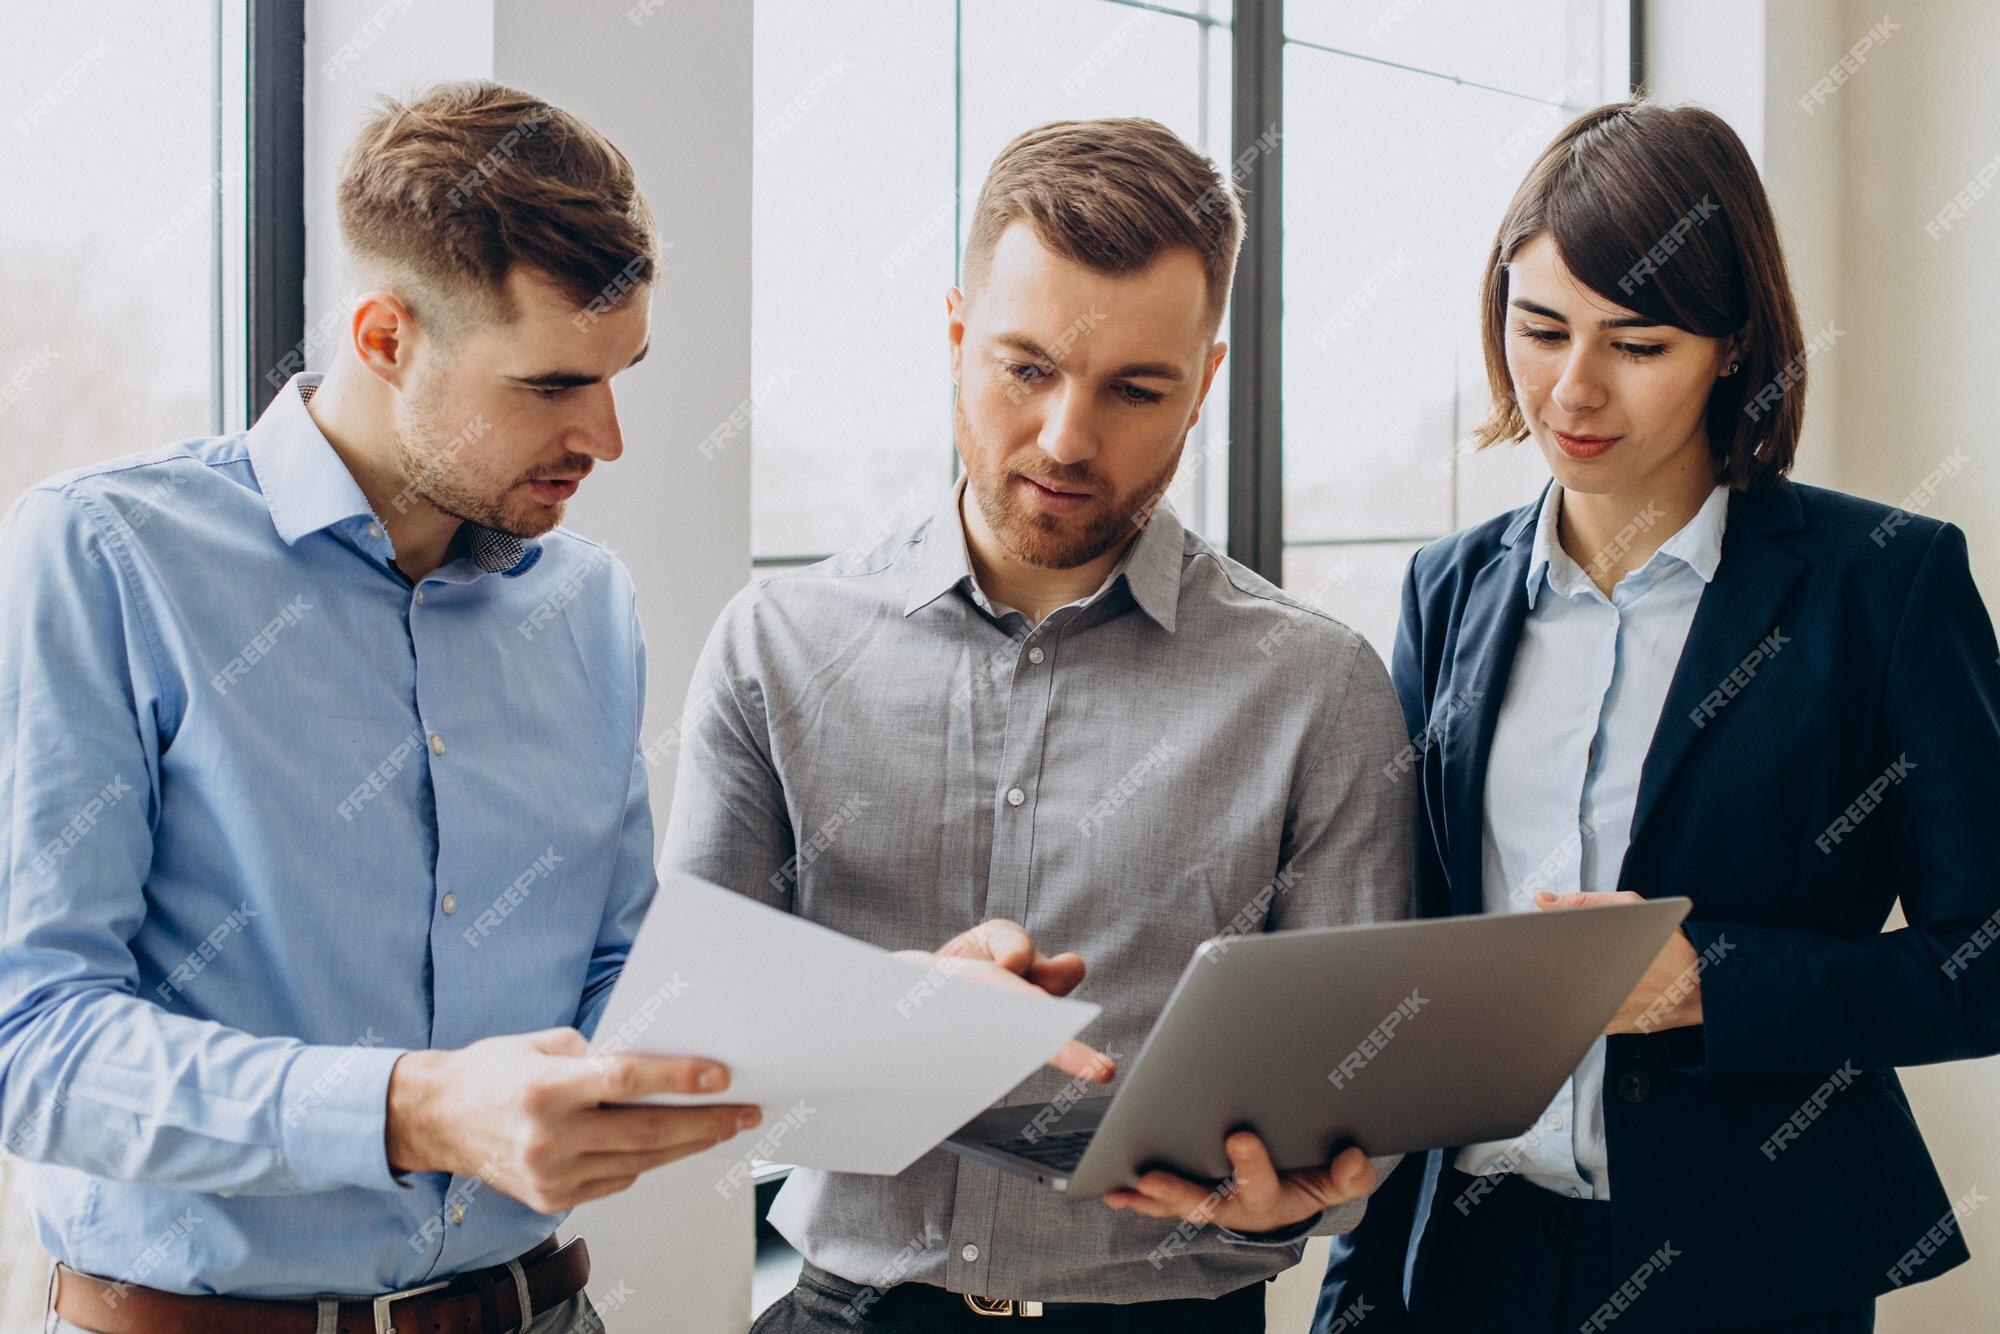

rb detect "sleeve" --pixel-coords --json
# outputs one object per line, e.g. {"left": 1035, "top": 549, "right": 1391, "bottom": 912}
{"left": 1265, "top": 630, "right": 1417, "bottom": 936}
{"left": 1302, "top": 551, "right": 1445, "bottom": 1313}
{"left": 0, "top": 488, "right": 407, "bottom": 1195}
{"left": 1312, "top": 1143, "right": 1426, "bottom": 1332}
{"left": 575, "top": 593, "right": 658, "bottom": 1040}
{"left": 1677, "top": 522, "right": 2000, "bottom": 1078}
{"left": 1232, "top": 626, "right": 1415, "bottom": 1243}
{"left": 659, "top": 589, "right": 797, "bottom": 911}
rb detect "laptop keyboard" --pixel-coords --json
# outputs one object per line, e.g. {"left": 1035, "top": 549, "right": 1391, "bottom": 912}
{"left": 994, "top": 1129, "right": 1095, "bottom": 1172}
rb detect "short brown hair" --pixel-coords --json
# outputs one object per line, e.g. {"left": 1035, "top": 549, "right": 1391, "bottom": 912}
{"left": 1473, "top": 100, "right": 1807, "bottom": 489}
{"left": 963, "top": 118, "right": 1243, "bottom": 331}
{"left": 336, "top": 81, "right": 658, "bottom": 342}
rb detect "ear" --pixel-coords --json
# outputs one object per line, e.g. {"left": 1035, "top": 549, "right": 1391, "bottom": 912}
{"left": 1185, "top": 340, "right": 1228, "bottom": 433}
{"left": 349, "top": 290, "right": 422, "bottom": 391}
{"left": 946, "top": 286, "right": 967, "bottom": 386}
{"left": 1719, "top": 331, "right": 1749, "bottom": 379}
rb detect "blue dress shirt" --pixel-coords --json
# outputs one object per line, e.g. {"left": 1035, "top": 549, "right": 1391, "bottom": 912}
{"left": 0, "top": 375, "right": 655, "bottom": 1296}
{"left": 1456, "top": 482, "right": 1728, "bottom": 1200}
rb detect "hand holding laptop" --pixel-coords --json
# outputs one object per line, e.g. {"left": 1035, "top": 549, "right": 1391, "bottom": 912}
{"left": 1103, "top": 1135, "right": 1379, "bottom": 1232}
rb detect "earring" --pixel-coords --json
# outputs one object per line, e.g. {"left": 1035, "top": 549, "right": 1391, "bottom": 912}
{"left": 1724, "top": 361, "right": 1740, "bottom": 376}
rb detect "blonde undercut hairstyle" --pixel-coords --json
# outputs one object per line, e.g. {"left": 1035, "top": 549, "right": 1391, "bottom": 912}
{"left": 335, "top": 80, "right": 659, "bottom": 345}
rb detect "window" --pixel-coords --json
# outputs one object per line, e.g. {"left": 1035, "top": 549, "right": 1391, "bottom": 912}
{"left": 750, "top": 0, "right": 1633, "bottom": 656}
{"left": 1279, "top": 1, "right": 1634, "bottom": 649}
{"left": 0, "top": 6, "right": 295, "bottom": 1321}
{"left": 750, "top": 0, "right": 1232, "bottom": 569}
{"left": 2, "top": 2, "right": 229, "bottom": 507}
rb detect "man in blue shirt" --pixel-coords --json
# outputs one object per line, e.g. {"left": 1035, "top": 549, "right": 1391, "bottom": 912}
{"left": 2, "top": 79, "right": 1103, "bottom": 1334}
{"left": 0, "top": 81, "right": 757, "bottom": 1334}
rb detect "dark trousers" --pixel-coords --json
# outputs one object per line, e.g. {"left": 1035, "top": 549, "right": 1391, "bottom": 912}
{"left": 750, "top": 1261, "right": 1266, "bottom": 1333}
{"left": 1411, "top": 1170, "right": 1874, "bottom": 1334}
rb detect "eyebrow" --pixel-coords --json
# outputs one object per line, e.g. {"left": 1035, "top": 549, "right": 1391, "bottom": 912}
{"left": 1509, "top": 298, "right": 1663, "bottom": 332}
{"left": 508, "top": 339, "right": 650, "bottom": 389}
{"left": 995, "top": 333, "right": 1185, "bottom": 383}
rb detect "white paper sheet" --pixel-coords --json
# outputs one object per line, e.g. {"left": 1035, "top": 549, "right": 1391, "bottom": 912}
{"left": 586, "top": 873, "right": 1100, "bottom": 1175}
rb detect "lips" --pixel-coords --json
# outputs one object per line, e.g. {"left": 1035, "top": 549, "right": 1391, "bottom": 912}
{"left": 1015, "top": 474, "right": 1096, "bottom": 515}
{"left": 525, "top": 478, "right": 581, "bottom": 503}
{"left": 1549, "top": 428, "right": 1620, "bottom": 462}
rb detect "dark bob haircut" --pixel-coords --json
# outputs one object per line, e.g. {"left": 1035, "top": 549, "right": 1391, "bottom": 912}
{"left": 1473, "top": 100, "right": 1807, "bottom": 489}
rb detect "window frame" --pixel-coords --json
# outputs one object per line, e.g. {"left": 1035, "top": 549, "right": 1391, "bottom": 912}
{"left": 1229, "top": 0, "right": 1646, "bottom": 580}
{"left": 245, "top": 1, "right": 307, "bottom": 428}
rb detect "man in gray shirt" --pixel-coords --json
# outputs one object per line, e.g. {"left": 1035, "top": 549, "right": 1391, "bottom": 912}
{"left": 668, "top": 117, "right": 1413, "bottom": 1331}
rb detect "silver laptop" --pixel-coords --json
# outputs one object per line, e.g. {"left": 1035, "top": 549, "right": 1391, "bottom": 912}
{"left": 944, "top": 897, "right": 1691, "bottom": 1196}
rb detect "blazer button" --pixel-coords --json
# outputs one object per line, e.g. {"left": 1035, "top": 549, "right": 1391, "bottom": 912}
{"left": 1618, "top": 1070, "right": 1652, "bottom": 1103}
{"left": 1543, "top": 1209, "right": 1568, "bottom": 1240}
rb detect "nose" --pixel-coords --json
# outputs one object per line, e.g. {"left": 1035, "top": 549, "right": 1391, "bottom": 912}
{"left": 1036, "top": 382, "right": 1098, "bottom": 468}
{"left": 572, "top": 385, "right": 625, "bottom": 463}
{"left": 1550, "top": 346, "right": 1608, "bottom": 419}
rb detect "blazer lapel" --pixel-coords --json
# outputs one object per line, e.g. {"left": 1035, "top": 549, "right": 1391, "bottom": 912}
{"left": 1438, "top": 499, "right": 1538, "bottom": 917}
{"left": 1626, "top": 483, "right": 1808, "bottom": 862}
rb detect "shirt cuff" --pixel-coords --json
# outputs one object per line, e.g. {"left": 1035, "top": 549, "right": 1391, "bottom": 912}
{"left": 278, "top": 1042, "right": 410, "bottom": 1192}
{"left": 1219, "top": 1209, "right": 1324, "bottom": 1245}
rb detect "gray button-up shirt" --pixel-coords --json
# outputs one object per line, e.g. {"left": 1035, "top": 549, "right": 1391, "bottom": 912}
{"left": 665, "top": 480, "right": 1413, "bottom": 1303}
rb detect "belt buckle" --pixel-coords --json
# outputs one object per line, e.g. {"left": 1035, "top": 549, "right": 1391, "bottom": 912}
{"left": 964, "top": 1294, "right": 1044, "bottom": 1317}
{"left": 372, "top": 1278, "right": 451, "bottom": 1334}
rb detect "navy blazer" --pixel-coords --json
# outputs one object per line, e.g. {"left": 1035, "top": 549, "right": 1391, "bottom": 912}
{"left": 1316, "top": 480, "right": 2000, "bottom": 1331}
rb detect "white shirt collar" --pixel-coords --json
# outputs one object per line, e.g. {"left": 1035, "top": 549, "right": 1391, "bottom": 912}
{"left": 1526, "top": 482, "right": 1730, "bottom": 608}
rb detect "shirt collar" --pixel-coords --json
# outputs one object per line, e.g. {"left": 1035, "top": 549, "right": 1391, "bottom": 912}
{"left": 901, "top": 474, "right": 1182, "bottom": 632}
{"left": 247, "top": 374, "right": 541, "bottom": 578}
{"left": 1525, "top": 481, "right": 1729, "bottom": 609}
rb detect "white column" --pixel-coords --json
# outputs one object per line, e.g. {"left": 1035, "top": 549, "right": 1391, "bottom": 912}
{"left": 492, "top": 2, "right": 756, "bottom": 1329}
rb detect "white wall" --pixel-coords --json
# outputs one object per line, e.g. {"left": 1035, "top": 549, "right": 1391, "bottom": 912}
{"left": 304, "top": 1, "right": 756, "bottom": 1327}
{"left": 1821, "top": 4, "right": 2000, "bottom": 1320}
{"left": 1650, "top": 3, "right": 1998, "bottom": 1328}
{"left": 1758, "top": 0, "right": 1849, "bottom": 490}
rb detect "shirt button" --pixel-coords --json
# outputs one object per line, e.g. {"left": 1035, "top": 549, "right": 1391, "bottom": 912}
{"left": 1027, "top": 647, "right": 1045, "bottom": 664}
{"left": 366, "top": 522, "right": 384, "bottom": 540}
{"left": 961, "top": 1244, "right": 979, "bottom": 1262}
{"left": 429, "top": 732, "right": 445, "bottom": 756}
{"left": 449, "top": 1202, "right": 466, "bottom": 1225}
{"left": 1005, "top": 788, "right": 1025, "bottom": 807}
{"left": 413, "top": 588, "right": 425, "bottom": 606}
{"left": 1568, "top": 1187, "right": 1582, "bottom": 1199}
{"left": 1545, "top": 1112, "right": 1564, "bottom": 1131}
{"left": 441, "top": 893, "right": 457, "bottom": 915}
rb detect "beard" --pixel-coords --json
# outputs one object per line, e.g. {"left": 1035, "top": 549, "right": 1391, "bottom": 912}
{"left": 391, "top": 379, "right": 583, "bottom": 540}
{"left": 953, "top": 397, "right": 1181, "bottom": 571}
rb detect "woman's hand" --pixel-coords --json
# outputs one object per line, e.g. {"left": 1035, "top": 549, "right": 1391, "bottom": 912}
{"left": 1535, "top": 890, "right": 1704, "bottom": 1033}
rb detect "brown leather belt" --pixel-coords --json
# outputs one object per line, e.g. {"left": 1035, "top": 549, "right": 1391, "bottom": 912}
{"left": 53, "top": 1233, "right": 590, "bottom": 1334}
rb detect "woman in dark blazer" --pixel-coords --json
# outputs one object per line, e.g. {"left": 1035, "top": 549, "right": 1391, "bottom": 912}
{"left": 1314, "top": 100, "right": 2000, "bottom": 1334}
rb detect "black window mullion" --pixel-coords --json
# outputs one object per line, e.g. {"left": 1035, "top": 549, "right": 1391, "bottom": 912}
{"left": 1629, "top": 0, "right": 1647, "bottom": 95}
{"left": 245, "top": 0, "right": 306, "bottom": 426}
{"left": 1226, "top": 0, "right": 1283, "bottom": 581}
